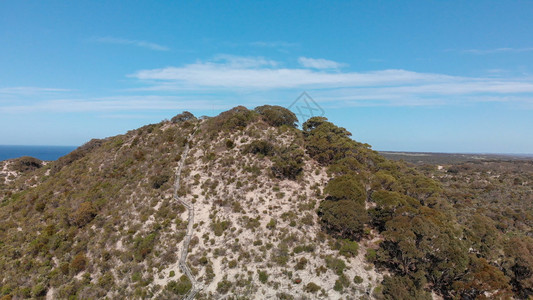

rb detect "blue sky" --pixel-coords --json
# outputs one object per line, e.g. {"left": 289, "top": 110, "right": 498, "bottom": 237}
{"left": 1, "top": 1, "right": 533, "bottom": 153}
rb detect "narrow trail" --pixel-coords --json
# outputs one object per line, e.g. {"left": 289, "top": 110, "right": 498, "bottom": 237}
{"left": 173, "top": 127, "right": 203, "bottom": 299}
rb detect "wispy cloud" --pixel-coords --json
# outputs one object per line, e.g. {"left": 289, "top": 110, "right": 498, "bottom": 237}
{"left": 463, "top": 47, "right": 533, "bottom": 54}
{"left": 90, "top": 37, "right": 170, "bottom": 51}
{"left": 128, "top": 55, "right": 533, "bottom": 106}
{"left": 0, "top": 95, "right": 226, "bottom": 113}
{"left": 0, "top": 86, "right": 71, "bottom": 95}
{"left": 298, "top": 57, "right": 346, "bottom": 69}
{"left": 250, "top": 41, "right": 298, "bottom": 48}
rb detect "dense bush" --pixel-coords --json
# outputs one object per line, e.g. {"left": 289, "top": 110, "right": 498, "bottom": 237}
{"left": 271, "top": 144, "right": 304, "bottom": 180}
{"left": 70, "top": 202, "right": 97, "bottom": 227}
{"left": 206, "top": 106, "right": 258, "bottom": 134}
{"left": 318, "top": 200, "right": 368, "bottom": 240}
{"left": 12, "top": 156, "right": 42, "bottom": 172}
{"left": 166, "top": 275, "right": 192, "bottom": 295}
{"left": 243, "top": 140, "right": 275, "bottom": 156}
{"left": 324, "top": 175, "right": 366, "bottom": 204}
{"left": 151, "top": 174, "right": 170, "bottom": 189}
{"left": 171, "top": 111, "right": 196, "bottom": 123}
{"left": 254, "top": 105, "right": 297, "bottom": 127}
{"left": 70, "top": 253, "right": 88, "bottom": 274}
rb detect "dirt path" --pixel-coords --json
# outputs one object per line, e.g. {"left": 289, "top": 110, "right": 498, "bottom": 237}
{"left": 173, "top": 127, "right": 203, "bottom": 299}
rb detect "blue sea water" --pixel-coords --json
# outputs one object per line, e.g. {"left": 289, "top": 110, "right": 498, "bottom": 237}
{"left": 0, "top": 145, "right": 77, "bottom": 161}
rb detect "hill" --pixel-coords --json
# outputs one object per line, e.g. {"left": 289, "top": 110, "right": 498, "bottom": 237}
{"left": 0, "top": 106, "right": 531, "bottom": 299}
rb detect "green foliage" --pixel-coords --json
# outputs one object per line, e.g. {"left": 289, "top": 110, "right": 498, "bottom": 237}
{"left": 225, "top": 139, "right": 234, "bottom": 149}
{"left": 271, "top": 144, "right": 304, "bottom": 180}
{"left": 368, "top": 190, "right": 419, "bottom": 231}
{"left": 133, "top": 233, "right": 158, "bottom": 261}
{"left": 295, "top": 257, "right": 308, "bottom": 270}
{"left": 31, "top": 284, "right": 47, "bottom": 297}
{"left": 150, "top": 174, "right": 170, "bottom": 189}
{"left": 339, "top": 239, "right": 359, "bottom": 258}
{"left": 254, "top": 105, "right": 298, "bottom": 127}
{"left": 258, "top": 270, "right": 269, "bottom": 283}
{"left": 303, "top": 117, "right": 374, "bottom": 166}
{"left": 171, "top": 111, "right": 196, "bottom": 123}
{"left": 452, "top": 256, "right": 511, "bottom": 299}
{"left": 166, "top": 275, "right": 192, "bottom": 295}
{"left": 502, "top": 236, "right": 533, "bottom": 298}
{"left": 266, "top": 218, "right": 277, "bottom": 230}
{"left": 318, "top": 199, "right": 369, "bottom": 240}
{"left": 70, "top": 253, "right": 87, "bottom": 274}
{"left": 324, "top": 175, "right": 366, "bottom": 204}
{"left": 211, "top": 219, "right": 231, "bottom": 236}
{"left": 381, "top": 275, "right": 432, "bottom": 300}
{"left": 325, "top": 256, "right": 346, "bottom": 275}
{"left": 206, "top": 106, "right": 258, "bottom": 133}
{"left": 353, "top": 275, "right": 363, "bottom": 284}
{"left": 12, "top": 156, "right": 42, "bottom": 172}
{"left": 243, "top": 140, "right": 275, "bottom": 156}
{"left": 304, "top": 282, "right": 321, "bottom": 293}
{"left": 333, "top": 279, "right": 343, "bottom": 292}
{"left": 70, "top": 201, "right": 97, "bottom": 227}
{"left": 217, "top": 278, "right": 233, "bottom": 294}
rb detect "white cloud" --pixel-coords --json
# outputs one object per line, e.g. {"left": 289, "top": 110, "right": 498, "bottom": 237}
{"left": 0, "top": 87, "right": 71, "bottom": 95}
{"left": 463, "top": 47, "right": 533, "bottom": 54}
{"left": 0, "top": 96, "right": 225, "bottom": 113}
{"left": 90, "top": 37, "right": 170, "bottom": 51}
{"left": 298, "top": 57, "right": 346, "bottom": 69}
{"left": 250, "top": 41, "right": 298, "bottom": 48}
{"left": 127, "top": 55, "right": 533, "bottom": 107}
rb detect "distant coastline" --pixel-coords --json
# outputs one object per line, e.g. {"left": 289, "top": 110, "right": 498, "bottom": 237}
{"left": 0, "top": 145, "right": 77, "bottom": 161}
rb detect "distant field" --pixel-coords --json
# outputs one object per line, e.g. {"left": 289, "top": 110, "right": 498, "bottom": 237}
{"left": 380, "top": 151, "right": 533, "bottom": 165}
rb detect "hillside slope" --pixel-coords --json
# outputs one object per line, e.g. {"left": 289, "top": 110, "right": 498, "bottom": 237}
{"left": 0, "top": 106, "right": 531, "bottom": 299}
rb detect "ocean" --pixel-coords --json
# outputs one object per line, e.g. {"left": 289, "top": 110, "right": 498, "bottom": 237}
{"left": 0, "top": 145, "right": 77, "bottom": 161}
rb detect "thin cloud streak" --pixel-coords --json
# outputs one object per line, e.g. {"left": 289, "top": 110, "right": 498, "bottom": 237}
{"left": 90, "top": 37, "right": 170, "bottom": 51}
{"left": 0, "top": 96, "right": 223, "bottom": 113}
{"left": 250, "top": 41, "right": 298, "bottom": 48}
{"left": 0, "top": 87, "right": 71, "bottom": 95}
{"left": 298, "top": 57, "right": 346, "bottom": 69}
{"left": 463, "top": 47, "right": 533, "bottom": 54}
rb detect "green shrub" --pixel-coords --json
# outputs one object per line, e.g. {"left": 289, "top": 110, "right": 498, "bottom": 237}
{"left": 217, "top": 278, "right": 233, "bottom": 294}
{"left": 228, "top": 260, "right": 237, "bottom": 268}
{"left": 254, "top": 105, "right": 297, "bottom": 127}
{"left": 71, "top": 201, "right": 97, "bottom": 227}
{"left": 333, "top": 279, "right": 343, "bottom": 292}
{"left": 258, "top": 270, "right": 269, "bottom": 283}
{"left": 318, "top": 199, "right": 369, "bottom": 240}
{"left": 365, "top": 249, "right": 377, "bottom": 263}
{"left": 171, "top": 111, "right": 196, "bottom": 123}
{"left": 31, "top": 284, "right": 47, "bottom": 297}
{"left": 225, "top": 139, "right": 235, "bottom": 149}
{"left": 325, "top": 175, "right": 366, "bottom": 204}
{"left": 305, "top": 282, "right": 321, "bottom": 293}
{"left": 212, "top": 219, "right": 231, "bottom": 236}
{"left": 266, "top": 218, "right": 277, "bottom": 230}
{"left": 296, "top": 257, "right": 308, "bottom": 270}
{"left": 166, "top": 275, "right": 192, "bottom": 295}
{"left": 151, "top": 174, "right": 170, "bottom": 189}
{"left": 13, "top": 156, "right": 42, "bottom": 172}
{"left": 353, "top": 275, "right": 363, "bottom": 284}
{"left": 339, "top": 239, "right": 359, "bottom": 258}
{"left": 71, "top": 253, "right": 88, "bottom": 274}
{"left": 243, "top": 140, "right": 274, "bottom": 156}
{"left": 325, "top": 256, "right": 346, "bottom": 275}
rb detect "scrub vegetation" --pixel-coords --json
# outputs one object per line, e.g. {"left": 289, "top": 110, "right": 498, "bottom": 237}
{"left": 0, "top": 105, "right": 531, "bottom": 299}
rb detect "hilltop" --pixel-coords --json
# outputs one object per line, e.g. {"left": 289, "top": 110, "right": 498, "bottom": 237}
{"left": 0, "top": 106, "right": 531, "bottom": 299}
